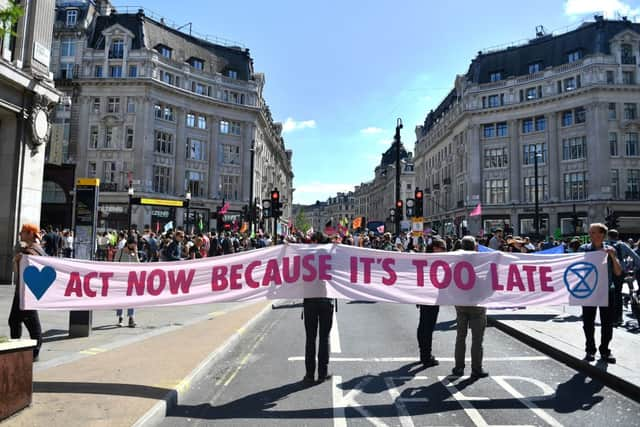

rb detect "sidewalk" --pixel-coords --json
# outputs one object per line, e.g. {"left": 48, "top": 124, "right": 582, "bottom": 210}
{"left": 488, "top": 301, "right": 640, "bottom": 401}
{"left": 0, "top": 284, "right": 272, "bottom": 426}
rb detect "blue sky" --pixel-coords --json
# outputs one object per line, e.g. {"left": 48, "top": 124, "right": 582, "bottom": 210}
{"left": 116, "top": 0, "right": 640, "bottom": 205}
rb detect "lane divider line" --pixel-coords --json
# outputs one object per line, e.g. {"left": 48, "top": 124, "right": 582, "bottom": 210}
{"left": 330, "top": 311, "right": 341, "bottom": 354}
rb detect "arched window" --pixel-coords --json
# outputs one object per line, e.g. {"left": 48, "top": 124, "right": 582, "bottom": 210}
{"left": 42, "top": 181, "right": 67, "bottom": 204}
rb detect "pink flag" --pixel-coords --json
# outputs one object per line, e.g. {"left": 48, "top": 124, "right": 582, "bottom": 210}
{"left": 469, "top": 203, "right": 482, "bottom": 217}
{"left": 376, "top": 224, "right": 385, "bottom": 234}
{"left": 219, "top": 201, "right": 230, "bottom": 215}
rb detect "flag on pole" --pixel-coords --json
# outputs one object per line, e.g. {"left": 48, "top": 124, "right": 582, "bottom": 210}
{"left": 198, "top": 216, "right": 204, "bottom": 231}
{"left": 219, "top": 201, "right": 230, "bottom": 215}
{"left": 469, "top": 203, "right": 482, "bottom": 217}
{"left": 376, "top": 224, "right": 385, "bottom": 234}
{"left": 163, "top": 221, "right": 174, "bottom": 233}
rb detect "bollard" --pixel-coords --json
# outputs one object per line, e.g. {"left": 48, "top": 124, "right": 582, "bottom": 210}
{"left": 69, "top": 310, "right": 93, "bottom": 337}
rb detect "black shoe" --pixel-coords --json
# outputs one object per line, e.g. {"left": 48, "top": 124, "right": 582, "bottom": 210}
{"left": 584, "top": 352, "right": 596, "bottom": 362}
{"left": 600, "top": 353, "right": 616, "bottom": 364}
{"left": 302, "top": 375, "right": 315, "bottom": 384}
{"left": 128, "top": 317, "right": 136, "bottom": 328}
{"left": 451, "top": 367, "right": 464, "bottom": 377}
{"left": 471, "top": 369, "right": 489, "bottom": 378}
{"left": 317, "top": 373, "right": 332, "bottom": 383}
{"left": 117, "top": 316, "right": 124, "bottom": 327}
{"left": 421, "top": 356, "right": 439, "bottom": 368}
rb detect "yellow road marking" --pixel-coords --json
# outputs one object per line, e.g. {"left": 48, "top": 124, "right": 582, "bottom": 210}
{"left": 208, "top": 311, "right": 226, "bottom": 317}
{"left": 79, "top": 347, "right": 106, "bottom": 355}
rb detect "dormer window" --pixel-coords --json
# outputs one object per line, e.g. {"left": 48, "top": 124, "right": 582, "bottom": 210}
{"left": 189, "top": 57, "right": 204, "bottom": 70}
{"left": 621, "top": 43, "right": 636, "bottom": 64}
{"left": 227, "top": 69, "right": 238, "bottom": 79}
{"left": 109, "top": 39, "right": 124, "bottom": 59}
{"left": 156, "top": 44, "right": 172, "bottom": 59}
{"left": 567, "top": 50, "right": 582, "bottom": 63}
{"left": 528, "top": 62, "right": 541, "bottom": 74}
{"left": 66, "top": 10, "right": 78, "bottom": 27}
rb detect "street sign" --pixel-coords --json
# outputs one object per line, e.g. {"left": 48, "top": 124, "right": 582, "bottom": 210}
{"left": 411, "top": 217, "right": 424, "bottom": 237}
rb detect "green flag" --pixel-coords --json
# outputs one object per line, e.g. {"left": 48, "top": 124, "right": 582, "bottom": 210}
{"left": 554, "top": 228, "right": 562, "bottom": 240}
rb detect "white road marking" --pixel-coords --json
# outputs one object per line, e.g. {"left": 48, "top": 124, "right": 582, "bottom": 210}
{"left": 331, "top": 310, "right": 341, "bottom": 353}
{"left": 332, "top": 375, "right": 347, "bottom": 427}
{"left": 385, "top": 377, "right": 422, "bottom": 427}
{"left": 492, "top": 376, "right": 563, "bottom": 427}
{"left": 332, "top": 375, "right": 389, "bottom": 427}
{"left": 289, "top": 356, "right": 549, "bottom": 362}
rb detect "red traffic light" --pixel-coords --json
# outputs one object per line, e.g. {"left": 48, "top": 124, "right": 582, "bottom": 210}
{"left": 271, "top": 191, "right": 279, "bottom": 200}
{"left": 396, "top": 200, "right": 403, "bottom": 209}
{"left": 415, "top": 190, "right": 423, "bottom": 200}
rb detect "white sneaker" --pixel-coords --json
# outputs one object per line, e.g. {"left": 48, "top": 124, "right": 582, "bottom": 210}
{"left": 117, "top": 316, "right": 124, "bottom": 327}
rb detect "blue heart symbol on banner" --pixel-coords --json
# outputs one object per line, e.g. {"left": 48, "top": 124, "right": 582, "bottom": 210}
{"left": 23, "top": 266, "right": 57, "bottom": 300}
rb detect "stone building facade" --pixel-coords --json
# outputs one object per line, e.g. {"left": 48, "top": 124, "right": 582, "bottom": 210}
{"left": 414, "top": 17, "right": 640, "bottom": 238}
{"left": 0, "top": 0, "right": 60, "bottom": 282}
{"left": 47, "top": 1, "right": 293, "bottom": 235}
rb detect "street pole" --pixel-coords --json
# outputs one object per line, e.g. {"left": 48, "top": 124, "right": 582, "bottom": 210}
{"left": 249, "top": 139, "right": 255, "bottom": 234}
{"left": 127, "top": 185, "right": 134, "bottom": 234}
{"left": 395, "top": 118, "right": 403, "bottom": 236}
{"left": 534, "top": 151, "right": 540, "bottom": 240}
{"left": 185, "top": 191, "right": 191, "bottom": 234}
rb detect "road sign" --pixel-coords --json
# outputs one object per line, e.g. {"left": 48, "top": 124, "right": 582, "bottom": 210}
{"left": 412, "top": 217, "right": 424, "bottom": 237}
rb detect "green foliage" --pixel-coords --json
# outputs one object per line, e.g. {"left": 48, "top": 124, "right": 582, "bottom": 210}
{"left": 295, "top": 209, "right": 311, "bottom": 233}
{"left": 0, "top": 1, "right": 23, "bottom": 39}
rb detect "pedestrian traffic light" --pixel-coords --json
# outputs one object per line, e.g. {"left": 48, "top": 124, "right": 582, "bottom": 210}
{"left": 271, "top": 189, "right": 281, "bottom": 218}
{"left": 415, "top": 189, "right": 423, "bottom": 217}
{"left": 389, "top": 208, "right": 396, "bottom": 223}
{"left": 262, "top": 199, "right": 272, "bottom": 218}
{"left": 395, "top": 200, "right": 403, "bottom": 221}
{"left": 405, "top": 198, "right": 415, "bottom": 218}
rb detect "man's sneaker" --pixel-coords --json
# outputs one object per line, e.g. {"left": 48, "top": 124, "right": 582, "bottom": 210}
{"left": 128, "top": 317, "right": 136, "bottom": 328}
{"left": 584, "top": 352, "right": 596, "bottom": 362}
{"left": 451, "top": 367, "right": 464, "bottom": 377}
{"left": 117, "top": 316, "right": 124, "bottom": 327}
{"left": 421, "top": 355, "right": 439, "bottom": 368}
{"left": 601, "top": 353, "right": 616, "bottom": 364}
{"left": 471, "top": 369, "right": 489, "bottom": 378}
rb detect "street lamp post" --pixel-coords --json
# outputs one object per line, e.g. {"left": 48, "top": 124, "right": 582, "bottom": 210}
{"left": 249, "top": 140, "right": 255, "bottom": 234}
{"left": 395, "top": 118, "right": 403, "bottom": 236}
{"left": 127, "top": 186, "right": 134, "bottom": 233}
{"left": 185, "top": 191, "right": 192, "bottom": 234}
{"left": 534, "top": 150, "right": 542, "bottom": 240}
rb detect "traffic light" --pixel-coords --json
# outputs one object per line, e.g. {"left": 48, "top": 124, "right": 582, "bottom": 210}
{"left": 389, "top": 208, "right": 396, "bottom": 223}
{"left": 271, "top": 189, "right": 281, "bottom": 218}
{"left": 262, "top": 199, "right": 272, "bottom": 218}
{"left": 405, "top": 198, "right": 415, "bottom": 218}
{"left": 395, "top": 200, "right": 403, "bottom": 221}
{"left": 414, "top": 189, "right": 424, "bottom": 217}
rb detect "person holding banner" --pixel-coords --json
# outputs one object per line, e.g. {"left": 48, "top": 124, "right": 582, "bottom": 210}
{"left": 113, "top": 236, "right": 140, "bottom": 327}
{"left": 579, "top": 223, "right": 623, "bottom": 363}
{"left": 416, "top": 238, "right": 446, "bottom": 368}
{"left": 452, "top": 236, "right": 489, "bottom": 378}
{"left": 9, "top": 223, "right": 46, "bottom": 360}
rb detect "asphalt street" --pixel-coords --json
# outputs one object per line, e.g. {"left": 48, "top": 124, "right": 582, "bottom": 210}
{"left": 159, "top": 302, "right": 639, "bottom": 427}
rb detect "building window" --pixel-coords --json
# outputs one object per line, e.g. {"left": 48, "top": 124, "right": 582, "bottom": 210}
{"left": 624, "top": 103, "right": 637, "bottom": 120}
{"left": 610, "top": 132, "right": 619, "bottom": 156}
{"left": 575, "top": 106, "right": 586, "bottom": 124}
{"left": 526, "top": 87, "right": 537, "bottom": 100}
{"left": 157, "top": 45, "right": 172, "bottom": 59}
{"left": 220, "top": 144, "right": 240, "bottom": 165}
{"left": 219, "top": 120, "right": 230, "bottom": 134}
{"left": 154, "top": 131, "right": 174, "bottom": 155}
{"left": 523, "top": 143, "right": 547, "bottom": 165}
{"left": 621, "top": 43, "right": 635, "bottom": 64}
{"left": 190, "top": 58, "right": 204, "bottom": 70}
{"left": 109, "top": 39, "right": 124, "bottom": 59}
{"left": 102, "top": 161, "right": 116, "bottom": 182}
{"left": 221, "top": 174, "right": 240, "bottom": 200}
{"left": 197, "top": 116, "right": 207, "bottom": 130}
{"left": 608, "top": 103, "right": 617, "bottom": 119}
{"left": 561, "top": 110, "right": 573, "bottom": 126}
{"left": 522, "top": 118, "right": 534, "bottom": 133}
{"left": 109, "top": 65, "right": 122, "bottom": 78}
{"left": 153, "top": 165, "right": 172, "bottom": 193}
{"left": 483, "top": 124, "right": 495, "bottom": 138}
{"left": 60, "top": 38, "right": 75, "bottom": 57}
{"left": 535, "top": 116, "right": 546, "bottom": 131}
{"left": 94, "top": 65, "right": 103, "bottom": 77}
{"left": 607, "top": 70, "right": 615, "bottom": 84}
{"left": 523, "top": 176, "right": 549, "bottom": 203}
{"left": 483, "top": 148, "right": 508, "bottom": 169}
{"left": 66, "top": 9, "right": 78, "bottom": 27}
{"left": 185, "top": 171, "right": 206, "bottom": 197}
{"left": 623, "top": 71, "right": 635, "bottom": 85}
{"left": 126, "top": 97, "right": 135, "bottom": 113}
{"left": 154, "top": 104, "right": 162, "bottom": 119}
{"left": 186, "top": 138, "right": 205, "bottom": 161}
{"left": 103, "top": 127, "right": 113, "bottom": 148}
{"left": 107, "top": 97, "right": 120, "bottom": 113}
{"left": 496, "top": 122, "right": 508, "bottom": 137}
{"left": 227, "top": 70, "right": 238, "bottom": 79}
{"left": 611, "top": 169, "right": 619, "bottom": 198}
{"left": 192, "top": 82, "right": 206, "bottom": 95}
{"left": 484, "top": 179, "right": 509, "bottom": 204}
{"left": 186, "top": 113, "right": 195, "bottom": 127}
{"left": 487, "top": 94, "right": 500, "bottom": 107}
{"left": 628, "top": 169, "right": 640, "bottom": 198}
{"left": 626, "top": 132, "right": 640, "bottom": 156}
{"left": 564, "top": 172, "right": 588, "bottom": 200}
{"left": 88, "top": 162, "right": 96, "bottom": 177}
{"left": 92, "top": 97, "right": 100, "bottom": 113}
{"left": 230, "top": 121, "right": 241, "bottom": 136}
{"left": 89, "top": 126, "right": 98, "bottom": 149}
{"left": 125, "top": 127, "right": 134, "bottom": 149}
{"left": 160, "top": 70, "right": 174, "bottom": 85}
{"left": 567, "top": 50, "right": 581, "bottom": 63}
{"left": 128, "top": 65, "right": 137, "bottom": 77}
{"left": 528, "top": 62, "right": 541, "bottom": 74}
{"left": 489, "top": 71, "right": 502, "bottom": 82}
{"left": 59, "top": 62, "right": 74, "bottom": 79}
{"left": 564, "top": 77, "right": 576, "bottom": 91}
{"left": 163, "top": 106, "right": 174, "bottom": 121}
{"left": 562, "top": 136, "right": 587, "bottom": 160}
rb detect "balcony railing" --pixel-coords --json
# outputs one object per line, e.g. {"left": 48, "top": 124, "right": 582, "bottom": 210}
{"left": 625, "top": 191, "right": 640, "bottom": 200}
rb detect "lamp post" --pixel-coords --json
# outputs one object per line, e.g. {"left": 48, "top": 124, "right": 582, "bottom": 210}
{"left": 249, "top": 139, "right": 255, "bottom": 234}
{"left": 534, "top": 150, "right": 542, "bottom": 240}
{"left": 185, "top": 191, "right": 191, "bottom": 234}
{"left": 127, "top": 186, "right": 134, "bottom": 233}
{"left": 395, "top": 118, "right": 403, "bottom": 236}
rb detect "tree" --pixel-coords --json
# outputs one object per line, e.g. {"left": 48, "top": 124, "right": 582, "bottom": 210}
{"left": 0, "top": 1, "right": 23, "bottom": 40}
{"left": 295, "top": 209, "right": 311, "bottom": 233}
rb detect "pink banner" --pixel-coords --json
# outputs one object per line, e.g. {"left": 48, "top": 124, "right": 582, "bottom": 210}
{"left": 20, "top": 245, "right": 609, "bottom": 310}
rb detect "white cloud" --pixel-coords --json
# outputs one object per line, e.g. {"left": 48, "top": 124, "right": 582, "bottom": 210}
{"left": 360, "top": 127, "right": 384, "bottom": 135}
{"left": 282, "top": 117, "right": 316, "bottom": 133}
{"left": 294, "top": 182, "right": 355, "bottom": 204}
{"left": 564, "top": 0, "right": 640, "bottom": 18}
